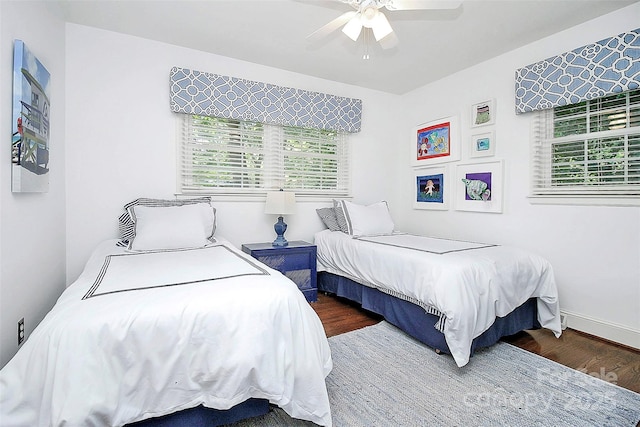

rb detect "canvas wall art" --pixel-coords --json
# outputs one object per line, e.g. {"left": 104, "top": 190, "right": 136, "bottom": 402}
{"left": 11, "top": 40, "right": 50, "bottom": 193}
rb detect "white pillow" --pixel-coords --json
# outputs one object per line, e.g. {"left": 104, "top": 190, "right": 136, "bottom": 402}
{"left": 127, "top": 203, "right": 215, "bottom": 251}
{"left": 118, "top": 197, "right": 214, "bottom": 244}
{"left": 340, "top": 200, "right": 395, "bottom": 237}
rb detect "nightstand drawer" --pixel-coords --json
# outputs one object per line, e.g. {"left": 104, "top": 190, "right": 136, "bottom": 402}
{"left": 255, "top": 252, "right": 311, "bottom": 272}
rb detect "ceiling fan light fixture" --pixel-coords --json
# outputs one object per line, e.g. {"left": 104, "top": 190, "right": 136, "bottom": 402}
{"left": 342, "top": 14, "right": 363, "bottom": 41}
{"left": 370, "top": 11, "right": 393, "bottom": 41}
{"left": 361, "top": 6, "right": 379, "bottom": 27}
{"left": 312, "top": 0, "right": 457, "bottom": 52}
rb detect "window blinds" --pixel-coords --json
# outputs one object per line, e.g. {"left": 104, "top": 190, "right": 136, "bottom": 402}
{"left": 531, "top": 90, "right": 640, "bottom": 197}
{"left": 179, "top": 115, "right": 350, "bottom": 196}
{"left": 282, "top": 126, "right": 350, "bottom": 194}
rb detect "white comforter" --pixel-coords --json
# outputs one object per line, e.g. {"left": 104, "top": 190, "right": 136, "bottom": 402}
{"left": 0, "top": 239, "right": 333, "bottom": 426}
{"left": 314, "top": 230, "right": 561, "bottom": 367}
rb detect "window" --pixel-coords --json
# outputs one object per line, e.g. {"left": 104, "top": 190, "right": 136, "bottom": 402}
{"left": 179, "top": 115, "right": 350, "bottom": 196}
{"left": 531, "top": 89, "right": 640, "bottom": 203}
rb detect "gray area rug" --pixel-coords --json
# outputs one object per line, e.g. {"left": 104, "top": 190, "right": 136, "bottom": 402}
{"left": 230, "top": 321, "right": 640, "bottom": 426}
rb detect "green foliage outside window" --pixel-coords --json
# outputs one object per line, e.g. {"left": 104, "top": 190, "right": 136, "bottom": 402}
{"left": 549, "top": 89, "right": 640, "bottom": 187}
{"left": 181, "top": 115, "right": 348, "bottom": 194}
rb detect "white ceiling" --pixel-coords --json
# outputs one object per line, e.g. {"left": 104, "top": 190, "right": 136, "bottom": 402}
{"left": 53, "top": 0, "right": 637, "bottom": 95}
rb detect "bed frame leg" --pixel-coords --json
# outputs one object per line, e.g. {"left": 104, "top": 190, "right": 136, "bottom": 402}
{"left": 434, "top": 348, "right": 442, "bottom": 354}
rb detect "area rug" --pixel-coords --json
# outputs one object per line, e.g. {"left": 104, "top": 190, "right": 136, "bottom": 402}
{"left": 230, "top": 321, "right": 640, "bottom": 426}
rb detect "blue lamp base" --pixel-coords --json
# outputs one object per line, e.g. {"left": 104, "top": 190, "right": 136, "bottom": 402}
{"left": 272, "top": 216, "right": 289, "bottom": 247}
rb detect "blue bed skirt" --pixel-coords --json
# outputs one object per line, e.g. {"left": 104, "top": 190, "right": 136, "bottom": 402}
{"left": 318, "top": 271, "right": 540, "bottom": 356}
{"left": 126, "top": 398, "right": 269, "bottom": 427}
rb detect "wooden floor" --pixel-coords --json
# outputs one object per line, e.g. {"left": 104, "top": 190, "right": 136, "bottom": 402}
{"left": 311, "top": 293, "right": 640, "bottom": 394}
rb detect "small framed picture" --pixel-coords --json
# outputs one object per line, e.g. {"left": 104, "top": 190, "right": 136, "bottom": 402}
{"left": 413, "top": 166, "right": 449, "bottom": 210}
{"left": 470, "top": 130, "right": 495, "bottom": 158}
{"left": 455, "top": 160, "right": 503, "bottom": 213}
{"left": 471, "top": 99, "right": 495, "bottom": 127}
{"left": 412, "top": 116, "right": 461, "bottom": 166}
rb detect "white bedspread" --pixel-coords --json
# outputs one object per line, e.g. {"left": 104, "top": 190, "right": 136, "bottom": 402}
{"left": 0, "top": 239, "right": 333, "bottom": 426}
{"left": 314, "top": 230, "right": 561, "bottom": 367}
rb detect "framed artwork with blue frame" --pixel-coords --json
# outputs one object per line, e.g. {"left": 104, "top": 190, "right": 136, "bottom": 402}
{"left": 413, "top": 166, "right": 449, "bottom": 210}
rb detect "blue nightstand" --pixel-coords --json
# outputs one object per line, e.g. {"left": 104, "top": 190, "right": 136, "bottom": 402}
{"left": 241, "top": 241, "right": 317, "bottom": 303}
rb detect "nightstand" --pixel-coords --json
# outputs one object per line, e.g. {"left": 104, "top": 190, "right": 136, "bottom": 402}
{"left": 241, "top": 241, "right": 317, "bottom": 303}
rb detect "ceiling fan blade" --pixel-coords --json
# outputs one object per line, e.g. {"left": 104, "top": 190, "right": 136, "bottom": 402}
{"left": 379, "top": 31, "right": 399, "bottom": 50}
{"left": 342, "top": 13, "right": 363, "bottom": 41}
{"left": 307, "top": 10, "right": 358, "bottom": 42}
{"left": 384, "top": 0, "right": 462, "bottom": 10}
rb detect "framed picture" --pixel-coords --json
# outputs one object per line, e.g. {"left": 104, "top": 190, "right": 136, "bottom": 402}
{"left": 471, "top": 99, "right": 495, "bottom": 127}
{"left": 455, "top": 160, "right": 503, "bottom": 213}
{"left": 413, "top": 166, "right": 449, "bottom": 210}
{"left": 412, "top": 116, "right": 460, "bottom": 166}
{"left": 11, "top": 40, "right": 50, "bottom": 193}
{"left": 469, "top": 130, "right": 495, "bottom": 158}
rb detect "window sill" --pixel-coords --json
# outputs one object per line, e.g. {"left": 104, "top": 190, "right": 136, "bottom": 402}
{"left": 175, "top": 192, "right": 351, "bottom": 203}
{"left": 528, "top": 195, "right": 640, "bottom": 207}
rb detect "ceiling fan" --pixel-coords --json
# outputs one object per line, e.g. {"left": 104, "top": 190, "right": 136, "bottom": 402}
{"left": 307, "top": 0, "right": 462, "bottom": 53}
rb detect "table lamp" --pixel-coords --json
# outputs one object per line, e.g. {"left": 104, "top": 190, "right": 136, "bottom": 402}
{"left": 264, "top": 190, "right": 297, "bottom": 247}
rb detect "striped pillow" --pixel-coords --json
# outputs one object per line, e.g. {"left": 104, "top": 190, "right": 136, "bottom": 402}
{"left": 118, "top": 197, "right": 215, "bottom": 245}
{"left": 333, "top": 199, "right": 349, "bottom": 233}
{"left": 316, "top": 207, "right": 341, "bottom": 231}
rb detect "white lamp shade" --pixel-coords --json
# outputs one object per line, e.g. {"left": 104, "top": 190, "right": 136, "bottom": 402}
{"left": 342, "top": 14, "right": 363, "bottom": 41}
{"left": 371, "top": 11, "right": 393, "bottom": 41}
{"left": 264, "top": 191, "right": 297, "bottom": 215}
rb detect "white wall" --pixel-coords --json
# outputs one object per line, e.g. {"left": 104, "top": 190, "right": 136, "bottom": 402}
{"left": 395, "top": 3, "right": 640, "bottom": 348}
{"left": 0, "top": 1, "right": 66, "bottom": 367}
{"left": 64, "top": 24, "right": 402, "bottom": 283}
{"left": 2, "top": 3, "right": 637, "bottom": 370}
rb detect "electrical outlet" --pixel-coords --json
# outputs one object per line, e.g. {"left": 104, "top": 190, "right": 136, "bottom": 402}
{"left": 18, "top": 318, "right": 25, "bottom": 345}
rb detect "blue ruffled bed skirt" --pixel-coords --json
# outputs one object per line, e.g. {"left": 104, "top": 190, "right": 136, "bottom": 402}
{"left": 318, "top": 271, "right": 540, "bottom": 356}
{"left": 126, "top": 398, "right": 269, "bottom": 427}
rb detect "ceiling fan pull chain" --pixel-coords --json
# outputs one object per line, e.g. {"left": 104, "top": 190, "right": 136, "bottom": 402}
{"left": 363, "top": 29, "right": 370, "bottom": 60}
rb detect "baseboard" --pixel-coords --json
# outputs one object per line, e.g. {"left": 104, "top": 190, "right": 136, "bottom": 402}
{"left": 561, "top": 310, "right": 640, "bottom": 350}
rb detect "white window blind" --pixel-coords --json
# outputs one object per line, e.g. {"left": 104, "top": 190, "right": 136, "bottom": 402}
{"left": 531, "top": 89, "right": 640, "bottom": 200}
{"left": 179, "top": 115, "right": 350, "bottom": 196}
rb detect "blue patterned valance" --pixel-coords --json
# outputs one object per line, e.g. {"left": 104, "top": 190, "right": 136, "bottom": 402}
{"left": 169, "top": 67, "right": 362, "bottom": 133}
{"left": 515, "top": 28, "right": 640, "bottom": 114}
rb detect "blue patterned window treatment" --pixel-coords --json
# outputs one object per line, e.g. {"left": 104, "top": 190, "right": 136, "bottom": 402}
{"left": 170, "top": 67, "right": 362, "bottom": 133}
{"left": 515, "top": 28, "right": 640, "bottom": 114}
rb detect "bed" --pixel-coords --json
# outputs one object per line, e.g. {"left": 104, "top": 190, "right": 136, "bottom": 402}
{"left": 315, "top": 200, "right": 562, "bottom": 367}
{"left": 0, "top": 198, "right": 333, "bottom": 427}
